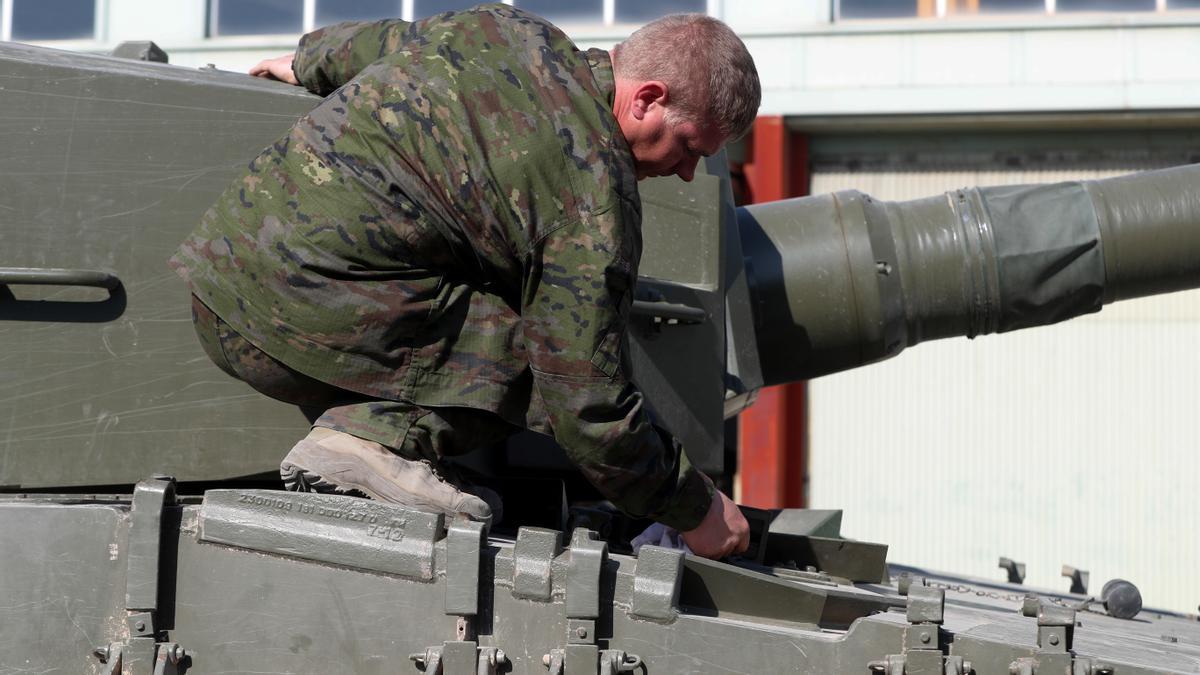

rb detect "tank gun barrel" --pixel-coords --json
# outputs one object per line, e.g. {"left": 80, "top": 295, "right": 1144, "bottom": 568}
{"left": 737, "top": 164, "right": 1200, "bottom": 385}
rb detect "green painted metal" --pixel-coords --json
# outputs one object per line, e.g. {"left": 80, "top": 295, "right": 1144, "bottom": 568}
{"left": 2, "top": 41, "right": 1200, "bottom": 675}
{"left": 0, "top": 42, "right": 731, "bottom": 487}
{"left": 738, "top": 164, "right": 1200, "bottom": 384}
{"left": 4, "top": 489, "right": 1198, "bottom": 673}
{"left": 0, "top": 43, "right": 319, "bottom": 488}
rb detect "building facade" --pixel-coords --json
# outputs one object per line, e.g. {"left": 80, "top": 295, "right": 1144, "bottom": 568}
{"left": 9, "top": 0, "right": 1200, "bottom": 613}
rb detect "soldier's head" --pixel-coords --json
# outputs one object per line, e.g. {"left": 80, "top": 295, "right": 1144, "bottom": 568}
{"left": 612, "top": 14, "right": 760, "bottom": 182}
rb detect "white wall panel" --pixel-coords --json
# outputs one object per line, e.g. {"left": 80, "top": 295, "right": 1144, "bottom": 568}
{"left": 1023, "top": 30, "right": 1127, "bottom": 84}
{"left": 910, "top": 32, "right": 1011, "bottom": 86}
{"left": 106, "top": 0, "right": 206, "bottom": 44}
{"left": 809, "top": 161, "right": 1200, "bottom": 614}
{"left": 748, "top": 35, "right": 801, "bottom": 95}
{"left": 803, "top": 34, "right": 908, "bottom": 89}
{"left": 1132, "top": 27, "right": 1200, "bottom": 82}
{"left": 723, "top": 0, "right": 829, "bottom": 31}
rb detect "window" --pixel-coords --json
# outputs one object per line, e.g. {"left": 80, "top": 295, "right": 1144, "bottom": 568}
{"left": 316, "top": 0, "right": 403, "bottom": 26}
{"left": 212, "top": 0, "right": 303, "bottom": 36}
{"left": 615, "top": 0, "right": 706, "bottom": 23}
{"left": 209, "top": 0, "right": 711, "bottom": 36}
{"left": 839, "top": 0, "right": 927, "bottom": 19}
{"left": 837, "top": 0, "right": 1197, "bottom": 19}
{"left": 1056, "top": 0, "right": 1155, "bottom": 10}
{"left": 517, "top": 0, "right": 605, "bottom": 24}
{"left": 2, "top": 0, "right": 94, "bottom": 41}
{"left": 413, "top": 0, "right": 482, "bottom": 16}
{"left": 975, "top": 0, "right": 1046, "bottom": 13}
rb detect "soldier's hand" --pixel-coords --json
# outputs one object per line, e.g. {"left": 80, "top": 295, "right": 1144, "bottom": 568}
{"left": 680, "top": 490, "right": 750, "bottom": 560}
{"left": 249, "top": 54, "right": 299, "bottom": 85}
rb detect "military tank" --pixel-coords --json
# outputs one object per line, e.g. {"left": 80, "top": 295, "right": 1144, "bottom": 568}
{"left": 1, "top": 41, "right": 1198, "bottom": 674}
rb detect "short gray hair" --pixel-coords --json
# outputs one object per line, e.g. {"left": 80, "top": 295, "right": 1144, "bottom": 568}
{"left": 613, "top": 14, "right": 761, "bottom": 140}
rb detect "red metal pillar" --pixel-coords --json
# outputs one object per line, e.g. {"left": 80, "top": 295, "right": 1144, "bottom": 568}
{"left": 737, "top": 116, "right": 809, "bottom": 509}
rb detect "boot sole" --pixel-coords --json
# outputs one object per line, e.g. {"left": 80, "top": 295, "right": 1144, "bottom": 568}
{"left": 280, "top": 439, "right": 493, "bottom": 525}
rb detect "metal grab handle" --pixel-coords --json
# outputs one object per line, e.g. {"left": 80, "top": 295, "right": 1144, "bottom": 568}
{"left": 0, "top": 267, "right": 121, "bottom": 290}
{"left": 630, "top": 299, "right": 706, "bottom": 324}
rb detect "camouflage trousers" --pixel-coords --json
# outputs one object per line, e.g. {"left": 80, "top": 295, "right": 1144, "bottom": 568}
{"left": 190, "top": 295, "right": 518, "bottom": 461}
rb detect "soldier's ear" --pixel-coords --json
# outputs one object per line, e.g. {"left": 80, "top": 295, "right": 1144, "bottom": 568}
{"left": 631, "top": 80, "right": 667, "bottom": 120}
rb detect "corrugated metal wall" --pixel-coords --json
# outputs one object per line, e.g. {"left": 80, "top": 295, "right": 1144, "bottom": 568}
{"left": 808, "top": 151, "right": 1200, "bottom": 614}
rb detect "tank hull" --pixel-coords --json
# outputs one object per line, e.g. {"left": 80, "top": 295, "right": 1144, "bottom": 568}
{"left": 4, "top": 482, "right": 1197, "bottom": 675}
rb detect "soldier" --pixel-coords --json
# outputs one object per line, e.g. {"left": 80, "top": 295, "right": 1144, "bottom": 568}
{"left": 172, "top": 4, "right": 760, "bottom": 559}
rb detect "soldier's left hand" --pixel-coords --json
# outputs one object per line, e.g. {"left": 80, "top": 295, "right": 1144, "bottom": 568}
{"left": 249, "top": 54, "right": 299, "bottom": 85}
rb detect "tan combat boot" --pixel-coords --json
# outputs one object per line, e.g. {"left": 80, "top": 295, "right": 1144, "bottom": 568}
{"left": 279, "top": 427, "right": 501, "bottom": 523}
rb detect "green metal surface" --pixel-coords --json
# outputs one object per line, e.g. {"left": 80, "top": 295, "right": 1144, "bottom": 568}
{"left": 738, "top": 164, "right": 1200, "bottom": 384}
{"left": 0, "top": 500, "right": 130, "bottom": 673}
{"left": 4, "top": 490, "right": 1196, "bottom": 673}
{"left": 0, "top": 42, "right": 733, "bottom": 486}
{"left": 0, "top": 43, "right": 319, "bottom": 488}
{"left": 198, "top": 488, "right": 444, "bottom": 579}
{"left": 625, "top": 170, "right": 729, "bottom": 472}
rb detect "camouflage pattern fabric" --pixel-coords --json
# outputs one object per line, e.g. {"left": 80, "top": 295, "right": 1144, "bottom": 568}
{"left": 172, "top": 4, "right": 712, "bottom": 530}
{"left": 194, "top": 294, "right": 517, "bottom": 461}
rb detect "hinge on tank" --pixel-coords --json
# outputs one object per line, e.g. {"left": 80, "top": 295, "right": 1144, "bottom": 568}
{"left": 1008, "top": 602, "right": 1113, "bottom": 675}
{"left": 541, "top": 529, "right": 641, "bottom": 675}
{"left": 92, "top": 476, "right": 189, "bottom": 675}
{"left": 868, "top": 584, "right": 971, "bottom": 675}
{"left": 410, "top": 518, "right": 509, "bottom": 675}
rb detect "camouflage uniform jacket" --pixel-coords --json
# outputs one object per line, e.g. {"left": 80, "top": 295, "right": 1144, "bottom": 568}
{"left": 171, "top": 5, "right": 713, "bottom": 530}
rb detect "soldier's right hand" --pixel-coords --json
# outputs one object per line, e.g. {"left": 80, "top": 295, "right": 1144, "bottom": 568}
{"left": 249, "top": 54, "right": 299, "bottom": 85}
{"left": 680, "top": 490, "right": 750, "bottom": 559}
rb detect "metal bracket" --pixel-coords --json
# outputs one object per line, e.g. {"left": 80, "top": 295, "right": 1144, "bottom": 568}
{"left": 1062, "top": 565, "right": 1090, "bottom": 595}
{"left": 998, "top": 557, "right": 1026, "bottom": 585}
{"left": 445, "top": 519, "right": 485, "bottom": 617}
{"left": 126, "top": 475, "right": 175, "bottom": 613}
{"left": 111, "top": 40, "right": 169, "bottom": 63}
{"left": 868, "top": 586, "right": 972, "bottom": 675}
{"left": 600, "top": 650, "right": 643, "bottom": 675}
{"left": 411, "top": 644, "right": 507, "bottom": 675}
{"left": 629, "top": 545, "right": 684, "bottom": 622}
{"left": 1009, "top": 602, "right": 1112, "bottom": 675}
{"left": 152, "top": 642, "right": 187, "bottom": 675}
{"left": 92, "top": 640, "right": 186, "bottom": 675}
{"left": 541, "top": 531, "right": 642, "bottom": 675}
{"left": 544, "top": 649, "right": 640, "bottom": 675}
{"left": 412, "top": 519, "right": 508, "bottom": 675}
{"left": 477, "top": 647, "right": 506, "bottom": 675}
{"left": 411, "top": 646, "right": 443, "bottom": 673}
{"left": 897, "top": 572, "right": 925, "bottom": 596}
{"left": 94, "top": 642, "right": 124, "bottom": 675}
{"left": 539, "top": 530, "right": 609, "bottom": 675}
{"left": 93, "top": 476, "right": 188, "bottom": 674}
{"left": 441, "top": 640, "right": 480, "bottom": 675}
{"left": 631, "top": 289, "right": 707, "bottom": 328}
{"left": 513, "top": 527, "right": 562, "bottom": 601}
{"left": 631, "top": 298, "right": 707, "bottom": 325}
{"left": 565, "top": 528, "right": 606, "bottom": 674}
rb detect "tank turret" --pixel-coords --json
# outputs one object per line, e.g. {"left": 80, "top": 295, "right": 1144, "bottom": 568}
{"left": 2, "top": 37, "right": 1197, "bottom": 487}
